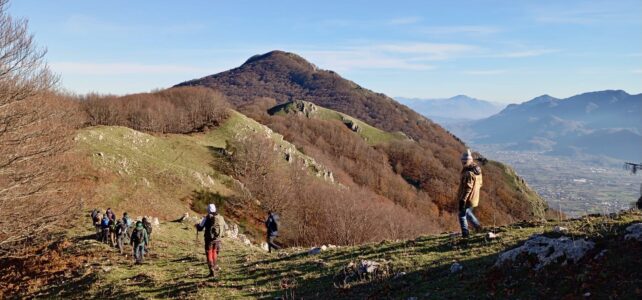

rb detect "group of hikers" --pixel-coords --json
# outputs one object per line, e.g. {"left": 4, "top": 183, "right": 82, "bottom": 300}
{"left": 90, "top": 208, "right": 153, "bottom": 264}
{"left": 87, "top": 149, "right": 481, "bottom": 278}
{"left": 89, "top": 203, "right": 280, "bottom": 278}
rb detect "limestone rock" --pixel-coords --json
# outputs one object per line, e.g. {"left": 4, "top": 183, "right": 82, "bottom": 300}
{"left": 450, "top": 262, "right": 463, "bottom": 274}
{"left": 494, "top": 235, "right": 594, "bottom": 270}
{"left": 624, "top": 223, "right": 642, "bottom": 241}
{"left": 553, "top": 226, "right": 568, "bottom": 233}
{"left": 308, "top": 247, "right": 322, "bottom": 255}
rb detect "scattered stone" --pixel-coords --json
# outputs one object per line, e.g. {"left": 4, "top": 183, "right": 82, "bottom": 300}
{"left": 624, "top": 223, "right": 642, "bottom": 241}
{"left": 260, "top": 242, "right": 269, "bottom": 252}
{"left": 554, "top": 226, "right": 569, "bottom": 233}
{"left": 237, "top": 234, "right": 252, "bottom": 246}
{"left": 327, "top": 244, "right": 337, "bottom": 249}
{"left": 152, "top": 217, "right": 160, "bottom": 227}
{"left": 96, "top": 152, "right": 104, "bottom": 157}
{"left": 226, "top": 223, "right": 239, "bottom": 239}
{"left": 101, "top": 266, "right": 112, "bottom": 273}
{"left": 486, "top": 232, "right": 500, "bottom": 239}
{"left": 359, "top": 260, "right": 381, "bottom": 274}
{"left": 494, "top": 235, "right": 595, "bottom": 270}
{"left": 321, "top": 245, "right": 328, "bottom": 251}
{"left": 308, "top": 247, "right": 322, "bottom": 255}
{"left": 316, "top": 259, "right": 328, "bottom": 268}
{"left": 179, "top": 213, "right": 189, "bottom": 223}
{"left": 393, "top": 271, "right": 407, "bottom": 279}
{"left": 450, "top": 262, "right": 463, "bottom": 274}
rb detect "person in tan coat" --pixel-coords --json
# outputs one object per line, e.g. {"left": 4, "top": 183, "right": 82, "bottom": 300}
{"left": 456, "top": 149, "right": 483, "bottom": 237}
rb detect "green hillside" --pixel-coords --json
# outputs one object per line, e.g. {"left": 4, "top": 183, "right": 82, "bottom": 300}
{"left": 76, "top": 110, "right": 330, "bottom": 220}
{"left": 268, "top": 100, "right": 409, "bottom": 145}
{"left": 18, "top": 210, "right": 642, "bottom": 299}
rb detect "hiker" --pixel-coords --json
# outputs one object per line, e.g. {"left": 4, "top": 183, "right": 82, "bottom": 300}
{"left": 130, "top": 220, "right": 149, "bottom": 264}
{"left": 100, "top": 214, "right": 111, "bottom": 243}
{"left": 92, "top": 209, "right": 102, "bottom": 240}
{"left": 122, "top": 212, "right": 133, "bottom": 228}
{"left": 265, "top": 211, "right": 281, "bottom": 253}
{"left": 195, "top": 204, "right": 227, "bottom": 277}
{"left": 142, "top": 217, "right": 153, "bottom": 247}
{"left": 456, "top": 149, "right": 483, "bottom": 238}
{"left": 115, "top": 219, "right": 129, "bottom": 254}
{"left": 105, "top": 208, "right": 116, "bottom": 222}
{"left": 109, "top": 218, "right": 117, "bottom": 246}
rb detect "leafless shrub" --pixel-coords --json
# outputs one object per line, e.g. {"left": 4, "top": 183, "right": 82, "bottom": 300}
{"left": 80, "top": 86, "right": 230, "bottom": 133}
{"left": 0, "top": 0, "right": 85, "bottom": 257}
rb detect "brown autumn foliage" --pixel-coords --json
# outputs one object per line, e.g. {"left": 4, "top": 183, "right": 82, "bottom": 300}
{"left": 217, "top": 132, "right": 428, "bottom": 246}
{"left": 0, "top": 0, "right": 87, "bottom": 258}
{"left": 178, "top": 50, "right": 550, "bottom": 228}
{"left": 80, "top": 86, "right": 230, "bottom": 133}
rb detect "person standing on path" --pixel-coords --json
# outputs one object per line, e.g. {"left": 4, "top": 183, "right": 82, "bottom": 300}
{"left": 265, "top": 211, "right": 281, "bottom": 253}
{"left": 456, "top": 149, "right": 483, "bottom": 238}
{"left": 195, "top": 204, "right": 227, "bottom": 277}
{"left": 130, "top": 221, "right": 149, "bottom": 264}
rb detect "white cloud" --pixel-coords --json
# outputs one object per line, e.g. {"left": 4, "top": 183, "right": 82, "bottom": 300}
{"left": 633, "top": 69, "right": 642, "bottom": 74}
{"left": 387, "top": 17, "right": 422, "bottom": 25}
{"left": 50, "top": 62, "right": 211, "bottom": 75}
{"left": 462, "top": 69, "right": 508, "bottom": 75}
{"left": 296, "top": 42, "right": 479, "bottom": 71}
{"left": 491, "top": 49, "right": 560, "bottom": 58}
{"left": 301, "top": 50, "right": 435, "bottom": 71}
{"left": 531, "top": 2, "right": 640, "bottom": 25}
{"left": 418, "top": 25, "right": 500, "bottom": 35}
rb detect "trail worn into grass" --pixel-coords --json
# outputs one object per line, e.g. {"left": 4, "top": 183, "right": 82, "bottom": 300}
{"left": 21, "top": 210, "right": 642, "bottom": 299}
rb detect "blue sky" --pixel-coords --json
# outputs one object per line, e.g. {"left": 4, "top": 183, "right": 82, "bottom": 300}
{"left": 8, "top": 0, "right": 642, "bottom": 103}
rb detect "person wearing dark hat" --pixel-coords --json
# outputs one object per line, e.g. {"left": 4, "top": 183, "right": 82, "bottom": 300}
{"left": 456, "top": 149, "right": 483, "bottom": 238}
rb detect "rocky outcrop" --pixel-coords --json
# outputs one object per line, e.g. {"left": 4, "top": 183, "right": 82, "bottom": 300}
{"left": 494, "top": 235, "right": 595, "bottom": 270}
{"left": 624, "top": 223, "right": 642, "bottom": 241}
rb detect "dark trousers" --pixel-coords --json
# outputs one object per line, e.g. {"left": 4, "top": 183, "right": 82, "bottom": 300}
{"left": 267, "top": 235, "right": 280, "bottom": 253}
{"left": 133, "top": 244, "right": 145, "bottom": 264}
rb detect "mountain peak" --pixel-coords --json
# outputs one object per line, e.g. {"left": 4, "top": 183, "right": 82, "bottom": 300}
{"left": 242, "top": 50, "right": 318, "bottom": 71}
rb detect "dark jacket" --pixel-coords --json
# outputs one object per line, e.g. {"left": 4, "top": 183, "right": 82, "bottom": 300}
{"left": 196, "top": 214, "right": 226, "bottom": 244}
{"left": 265, "top": 213, "right": 279, "bottom": 237}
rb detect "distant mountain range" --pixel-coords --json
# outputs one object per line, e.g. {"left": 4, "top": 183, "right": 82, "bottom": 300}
{"left": 447, "top": 90, "right": 641, "bottom": 162}
{"left": 396, "top": 95, "right": 504, "bottom": 123}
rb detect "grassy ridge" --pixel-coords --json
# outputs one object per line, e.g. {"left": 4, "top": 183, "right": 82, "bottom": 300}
{"left": 270, "top": 100, "right": 409, "bottom": 145}
{"left": 28, "top": 210, "right": 641, "bottom": 299}
{"left": 75, "top": 110, "right": 324, "bottom": 220}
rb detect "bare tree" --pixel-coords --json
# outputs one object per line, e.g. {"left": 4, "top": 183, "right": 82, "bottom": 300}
{"left": 0, "top": 0, "right": 82, "bottom": 257}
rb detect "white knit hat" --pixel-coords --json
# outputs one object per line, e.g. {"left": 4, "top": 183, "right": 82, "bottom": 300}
{"left": 461, "top": 149, "right": 473, "bottom": 161}
{"left": 207, "top": 204, "right": 216, "bottom": 214}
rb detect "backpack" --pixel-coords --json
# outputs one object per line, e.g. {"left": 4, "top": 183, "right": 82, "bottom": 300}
{"left": 268, "top": 214, "right": 279, "bottom": 234}
{"left": 207, "top": 214, "right": 226, "bottom": 240}
{"left": 132, "top": 228, "right": 145, "bottom": 244}
{"left": 101, "top": 217, "right": 109, "bottom": 227}
{"left": 143, "top": 221, "right": 152, "bottom": 235}
{"left": 116, "top": 222, "right": 127, "bottom": 236}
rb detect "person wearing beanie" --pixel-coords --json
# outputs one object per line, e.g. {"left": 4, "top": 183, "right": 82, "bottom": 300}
{"left": 130, "top": 220, "right": 149, "bottom": 264}
{"left": 456, "top": 149, "right": 483, "bottom": 237}
{"left": 195, "top": 203, "right": 227, "bottom": 277}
